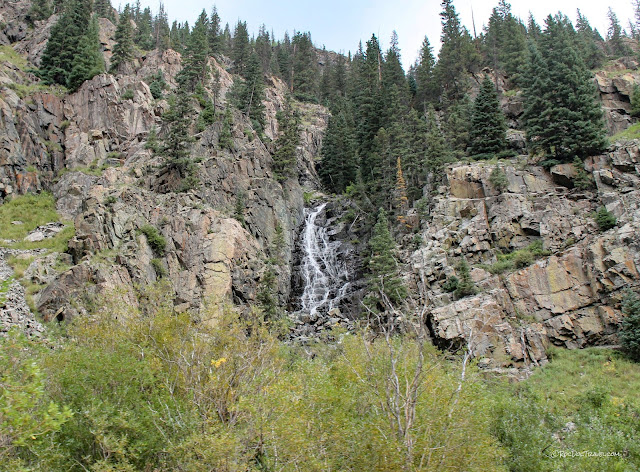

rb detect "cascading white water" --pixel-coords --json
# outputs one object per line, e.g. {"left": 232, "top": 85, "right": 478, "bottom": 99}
{"left": 299, "top": 203, "right": 351, "bottom": 317}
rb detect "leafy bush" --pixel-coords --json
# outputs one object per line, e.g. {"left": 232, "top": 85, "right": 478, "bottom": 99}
{"left": 138, "top": 224, "right": 166, "bottom": 256}
{"left": 594, "top": 207, "right": 617, "bottom": 231}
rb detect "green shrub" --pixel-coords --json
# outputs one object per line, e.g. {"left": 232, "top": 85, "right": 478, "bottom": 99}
{"left": 454, "top": 260, "right": 477, "bottom": 298}
{"left": 489, "top": 166, "right": 508, "bottom": 192}
{"left": 594, "top": 207, "right": 616, "bottom": 231}
{"left": 121, "top": 88, "right": 134, "bottom": 100}
{"left": 442, "top": 275, "right": 459, "bottom": 293}
{"left": 486, "top": 240, "right": 551, "bottom": 274}
{"left": 138, "top": 224, "right": 166, "bottom": 256}
{"left": 621, "top": 291, "right": 640, "bottom": 361}
{"left": 573, "top": 157, "right": 593, "bottom": 190}
{"left": 151, "top": 258, "right": 166, "bottom": 278}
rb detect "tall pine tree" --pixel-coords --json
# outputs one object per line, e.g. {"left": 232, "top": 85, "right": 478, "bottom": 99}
{"left": 523, "top": 15, "right": 606, "bottom": 161}
{"left": 110, "top": 4, "right": 135, "bottom": 73}
{"left": 469, "top": 76, "right": 507, "bottom": 156}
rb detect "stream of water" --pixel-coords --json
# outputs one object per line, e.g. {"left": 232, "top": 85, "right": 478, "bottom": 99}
{"left": 298, "top": 203, "right": 351, "bottom": 316}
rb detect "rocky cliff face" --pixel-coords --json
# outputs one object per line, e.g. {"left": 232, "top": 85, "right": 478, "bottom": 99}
{"left": 407, "top": 143, "right": 640, "bottom": 370}
{"left": 596, "top": 58, "right": 640, "bottom": 135}
{"left": 0, "top": 11, "right": 328, "bottom": 324}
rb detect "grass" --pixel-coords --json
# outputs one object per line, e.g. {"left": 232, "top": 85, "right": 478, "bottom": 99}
{"left": 0, "top": 276, "right": 13, "bottom": 307}
{"left": 7, "top": 255, "right": 35, "bottom": 279}
{"left": 604, "top": 68, "right": 633, "bottom": 78}
{"left": 610, "top": 123, "right": 640, "bottom": 143}
{"left": 0, "top": 192, "right": 75, "bottom": 252}
{"left": 0, "top": 45, "right": 27, "bottom": 69}
{"left": 491, "top": 347, "right": 640, "bottom": 472}
{"left": 55, "top": 160, "right": 121, "bottom": 180}
{"left": 6, "top": 82, "right": 68, "bottom": 99}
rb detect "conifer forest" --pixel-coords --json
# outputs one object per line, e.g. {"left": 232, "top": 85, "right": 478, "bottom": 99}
{"left": 1, "top": 0, "right": 640, "bottom": 470}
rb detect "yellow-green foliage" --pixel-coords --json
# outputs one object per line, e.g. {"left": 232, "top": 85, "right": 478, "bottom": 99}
{"left": 0, "top": 193, "right": 74, "bottom": 252}
{"left": 0, "top": 45, "right": 27, "bottom": 69}
{"left": 610, "top": 123, "right": 640, "bottom": 143}
{"left": 2, "top": 285, "right": 507, "bottom": 471}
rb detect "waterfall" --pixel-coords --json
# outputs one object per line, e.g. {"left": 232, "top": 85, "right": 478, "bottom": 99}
{"left": 299, "top": 203, "right": 351, "bottom": 317}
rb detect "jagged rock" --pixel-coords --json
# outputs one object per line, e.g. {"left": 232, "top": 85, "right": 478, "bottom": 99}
{"left": 595, "top": 63, "right": 640, "bottom": 135}
{"left": 24, "top": 222, "right": 65, "bottom": 242}
{"left": 411, "top": 148, "right": 640, "bottom": 367}
{"left": 550, "top": 163, "right": 576, "bottom": 188}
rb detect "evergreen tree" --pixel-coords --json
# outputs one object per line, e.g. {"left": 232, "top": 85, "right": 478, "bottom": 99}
{"left": 26, "top": 0, "right": 52, "bottom": 24}
{"left": 607, "top": 7, "right": 630, "bottom": 57}
{"left": 255, "top": 25, "right": 272, "bottom": 74}
{"left": 232, "top": 21, "right": 251, "bottom": 76}
{"left": 291, "top": 32, "right": 317, "bottom": 100}
{"left": 154, "top": 2, "right": 170, "bottom": 50}
{"left": 319, "top": 103, "right": 358, "bottom": 193}
{"left": 576, "top": 9, "right": 604, "bottom": 69}
{"left": 435, "top": 0, "right": 480, "bottom": 102}
{"left": 523, "top": 15, "right": 606, "bottom": 161}
{"left": 424, "top": 105, "right": 452, "bottom": 181}
{"left": 365, "top": 209, "right": 407, "bottom": 307}
{"left": 272, "top": 100, "right": 300, "bottom": 182}
{"left": 94, "top": 0, "right": 114, "bottom": 22}
{"left": 160, "top": 88, "right": 196, "bottom": 185}
{"left": 177, "top": 10, "right": 209, "bottom": 92}
{"left": 414, "top": 36, "right": 438, "bottom": 111}
{"left": 134, "top": 7, "right": 154, "bottom": 50}
{"left": 39, "top": 0, "right": 100, "bottom": 89}
{"left": 469, "top": 76, "right": 506, "bottom": 156}
{"left": 453, "top": 259, "right": 477, "bottom": 298}
{"left": 232, "top": 52, "right": 266, "bottom": 131}
{"left": 621, "top": 291, "right": 640, "bottom": 361}
{"left": 445, "top": 94, "right": 472, "bottom": 158}
{"left": 218, "top": 107, "right": 233, "bottom": 150}
{"left": 333, "top": 53, "right": 347, "bottom": 98}
{"left": 353, "top": 35, "right": 384, "bottom": 165}
{"left": 110, "top": 4, "right": 135, "bottom": 74}
{"left": 208, "top": 5, "right": 223, "bottom": 54}
{"left": 67, "top": 14, "right": 104, "bottom": 91}
{"left": 394, "top": 157, "right": 410, "bottom": 229}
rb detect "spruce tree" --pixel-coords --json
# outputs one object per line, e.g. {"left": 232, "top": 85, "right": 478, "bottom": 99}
{"left": 414, "top": 36, "right": 438, "bottom": 111}
{"left": 154, "top": 3, "right": 170, "bottom": 51}
{"left": 576, "top": 9, "right": 604, "bottom": 69}
{"left": 366, "top": 209, "right": 407, "bottom": 307}
{"left": 232, "top": 21, "right": 251, "bottom": 76}
{"left": 66, "top": 14, "right": 105, "bottom": 91}
{"left": 176, "top": 10, "right": 209, "bottom": 92}
{"left": 607, "top": 7, "right": 630, "bottom": 57}
{"left": 39, "top": 0, "right": 99, "bottom": 89}
{"left": 94, "top": 0, "right": 115, "bottom": 22}
{"left": 469, "top": 77, "right": 507, "bottom": 156}
{"left": 445, "top": 94, "right": 472, "bottom": 158}
{"left": 435, "top": 0, "right": 480, "bottom": 102}
{"left": 232, "top": 52, "right": 266, "bottom": 131}
{"left": 110, "top": 4, "right": 135, "bottom": 74}
{"left": 208, "top": 5, "right": 223, "bottom": 54}
{"left": 523, "top": 15, "right": 606, "bottom": 161}
{"left": 160, "top": 88, "right": 196, "bottom": 184}
{"left": 319, "top": 103, "right": 357, "bottom": 193}
{"left": 272, "top": 101, "right": 300, "bottom": 182}
{"left": 218, "top": 107, "right": 233, "bottom": 150}
{"left": 26, "top": 0, "right": 52, "bottom": 24}
{"left": 424, "top": 105, "right": 452, "bottom": 180}
{"left": 134, "top": 7, "right": 154, "bottom": 50}
{"left": 291, "top": 32, "right": 317, "bottom": 100}
{"left": 255, "top": 25, "right": 272, "bottom": 74}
